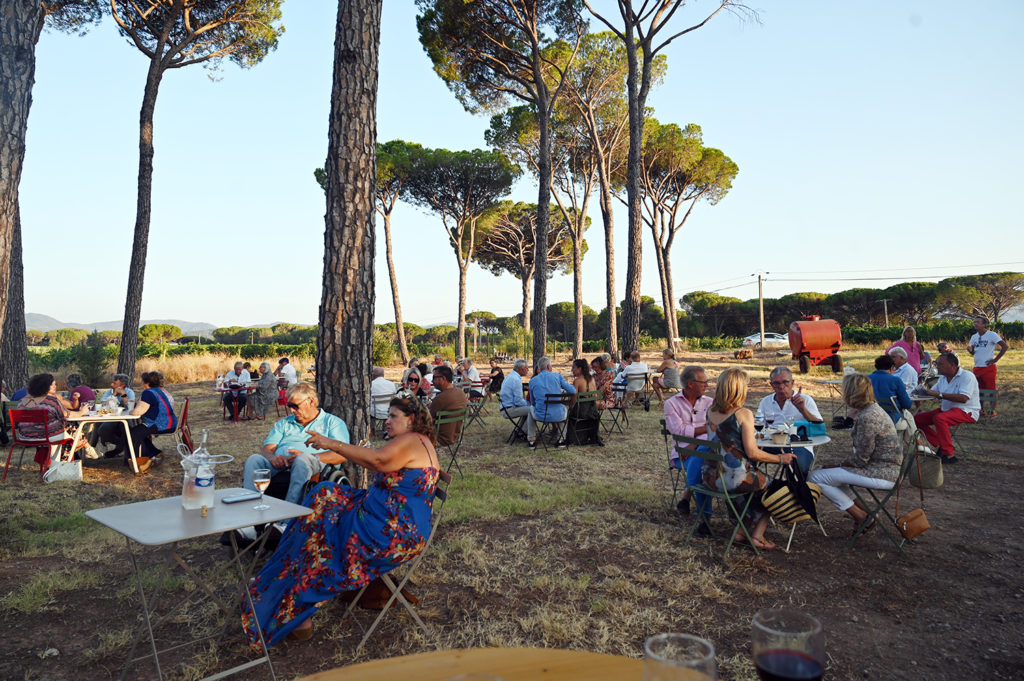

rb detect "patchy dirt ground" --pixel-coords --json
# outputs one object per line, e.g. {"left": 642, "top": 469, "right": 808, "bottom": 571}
{"left": 2, "top": 349, "right": 1022, "bottom": 680}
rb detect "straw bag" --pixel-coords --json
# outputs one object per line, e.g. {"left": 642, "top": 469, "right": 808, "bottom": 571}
{"left": 762, "top": 464, "right": 821, "bottom": 524}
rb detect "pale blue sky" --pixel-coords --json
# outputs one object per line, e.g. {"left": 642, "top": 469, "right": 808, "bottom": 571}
{"left": 20, "top": 0, "right": 1024, "bottom": 329}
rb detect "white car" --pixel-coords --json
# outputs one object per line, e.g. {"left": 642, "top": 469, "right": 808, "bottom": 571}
{"left": 742, "top": 332, "right": 789, "bottom": 349}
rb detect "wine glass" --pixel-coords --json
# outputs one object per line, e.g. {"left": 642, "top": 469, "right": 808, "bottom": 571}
{"left": 754, "top": 415, "right": 765, "bottom": 436}
{"left": 644, "top": 633, "right": 717, "bottom": 680}
{"left": 752, "top": 609, "right": 824, "bottom": 681}
{"left": 253, "top": 468, "right": 272, "bottom": 510}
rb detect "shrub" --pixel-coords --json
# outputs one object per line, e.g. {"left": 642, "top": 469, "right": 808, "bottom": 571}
{"left": 371, "top": 330, "right": 395, "bottom": 367}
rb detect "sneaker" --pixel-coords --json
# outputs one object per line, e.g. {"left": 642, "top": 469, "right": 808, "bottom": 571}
{"left": 83, "top": 445, "right": 101, "bottom": 460}
{"left": 944, "top": 456, "right": 959, "bottom": 464}
{"left": 556, "top": 441, "right": 567, "bottom": 449}
{"left": 918, "top": 444, "right": 937, "bottom": 456}
{"left": 528, "top": 441, "right": 537, "bottom": 450}
{"left": 695, "top": 521, "right": 712, "bottom": 538}
{"left": 104, "top": 448, "right": 123, "bottom": 459}
{"left": 676, "top": 497, "right": 691, "bottom": 515}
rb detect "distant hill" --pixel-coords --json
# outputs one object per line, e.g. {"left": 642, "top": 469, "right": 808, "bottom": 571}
{"left": 26, "top": 313, "right": 217, "bottom": 337}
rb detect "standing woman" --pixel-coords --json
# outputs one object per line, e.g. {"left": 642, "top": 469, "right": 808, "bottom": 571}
{"left": 809, "top": 374, "right": 901, "bottom": 536}
{"left": 888, "top": 326, "right": 925, "bottom": 374}
{"left": 704, "top": 368, "right": 795, "bottom": 551}
{"left": 241, "top": 397, "right": 440, "bottom": 647}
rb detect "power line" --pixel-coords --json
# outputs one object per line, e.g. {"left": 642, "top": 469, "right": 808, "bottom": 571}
{"left": 771, "top": 261, "right": 1024, "bottom": 276}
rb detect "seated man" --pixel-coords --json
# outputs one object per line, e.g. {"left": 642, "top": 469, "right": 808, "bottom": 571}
{"left": 96, "top": 374, "right": 137, "bottom": 457}
{"left": 887, "top": 346, "right": 918, "bottom": 393}
{"left": 664, "top": 365, "right": 713, "bottom": 523}
{"left": 274, "top": 357, "right": 299, "bottom": 387}
{"left": 242, "top": 382, "right": 350, "bottom": 504}
{"left": 914, "top": 352, "right": 979, "bottom": 463}
{"left": 755, "top": 366, "right": 823, "bottom": 473}
{"left": 619, "top": 351, "right": 649, "bottom": 406}
{"left": 459, "top": 358, "right": 483, "bottom": 397}
{"left": 527, "top": 356, "right": 577, "bottom": 449}
{"left": 499, "top": 359, "right": 531, "bottom": 440}
{"left": 429, "top": 366, "right": 468, "bottom": 446}
{"left": 868, "top": 355, "right": 912, "bottom": 423}
{"left": 222, "top": 362, "right": 251, "bottom": 420}
{"left": 369, "top": 366, "right": 397, "bottom": 420}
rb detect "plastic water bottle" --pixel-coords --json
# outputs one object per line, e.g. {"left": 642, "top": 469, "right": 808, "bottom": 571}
{"left": 182, "top": 429, "right": 215, "bottom": 509}
{"left": 216, "top": 373, "right": 224, "bottom": 389}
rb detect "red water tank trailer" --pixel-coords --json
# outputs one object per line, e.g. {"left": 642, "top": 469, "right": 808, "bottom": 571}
{"left": 788, "top": 317, "right": 843, "bottom": 373}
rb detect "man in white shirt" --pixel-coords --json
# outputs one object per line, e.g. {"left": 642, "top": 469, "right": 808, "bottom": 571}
{"left": 914, "top": 352, "right": 979, "bottom": 463}
{"left": 369, "top": 366, "right": 397, "bottom": 420}
{"left": 274, "top": 357, "right": 299, "bottom": 387}
{"left": 887, "top": 346, "right": 919, "bottom": 392}
{"left": 968, "top": 315, "right": 1008, "bottom": 390}
{"left": 756, "top": 366, "right": 823, "bottom": 473}
{"left": 459, "top": 358, "right": 483, "bottom": 397}
{"left": 223, "top": 362, "right": 251, "bottom": 420}
{"left": 619, "top": 351, "right": 650, "bottom": 406}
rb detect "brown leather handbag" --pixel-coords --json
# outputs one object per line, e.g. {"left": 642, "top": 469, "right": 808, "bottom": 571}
{"left": 895, "top": 450, "right": 930, "bottom": 540}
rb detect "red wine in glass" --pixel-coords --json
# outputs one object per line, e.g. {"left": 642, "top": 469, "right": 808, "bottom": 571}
{"left": 755, "top": 650, "right": 823, "bottom": 681}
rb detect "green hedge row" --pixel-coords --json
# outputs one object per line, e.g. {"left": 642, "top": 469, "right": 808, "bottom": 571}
{"left": 840, "top": 320, "right": 1024, "bottom": 344}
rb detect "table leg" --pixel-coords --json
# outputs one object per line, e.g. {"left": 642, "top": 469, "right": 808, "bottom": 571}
{"left": 230, "top": 533, "right": 277, "bottom": 681}
{"left": 121, "top": 536, "right": 164, "bottom": 681}
{"left": 123, "top": 420, "right": 140, "bottom": 474}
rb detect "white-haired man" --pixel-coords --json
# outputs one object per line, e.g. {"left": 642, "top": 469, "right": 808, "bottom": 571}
{"left": 499, "top": 359, "right": 532, "bottom": 439}
{"left": 887, "top": 346, "right": 919, "bottom": 392}
{"left": 527, "top": 356, "right": 576, "bottom": 449}
{"left": 369, "top": 366, "right": 397, "bottom": 420}
{"left": 756, "top": 366, "right": 823, "bottom": 473}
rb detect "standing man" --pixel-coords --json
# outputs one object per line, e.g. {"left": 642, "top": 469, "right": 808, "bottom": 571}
{"left": 429, "top": 366, "right": 468, "bottom": 446}
{"left": 527, "top": 357, "right": 577, "bottom": 449}
{"left": 968, "top": 315, "right": 1008, "bottom": 390}
{"left": 914, "top": 353, "right": 979, "bottom": 463}
{"left": 756, "top": 366, "right": 823, "bottom": 473}
{"left": 274, "top": 357, "right": 299, "bottom": 387}
{"left": 223, "top": 361, "right": 251, "bottom": 420}
{"left": 664, "top": 366, "right": 713, "bottom": 519}
{"left": 369, "top": 366, "right": 397, "bottom": 421}
{"left": 499, "top": 359, "right": 532, "bottom": 440}
{"left": 887, "top": 347, "right": 919, "bottom": 393}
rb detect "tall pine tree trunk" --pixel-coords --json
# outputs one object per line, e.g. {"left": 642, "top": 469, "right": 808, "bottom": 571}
{"left": 663, "top": 246, "right": 678, "bottom": 349}
{"left": 651, "top": 222, "right": 673, "bottom": 349}
{"left": 572, "top": 234, "right": 584, "bottom": 358}
{"left": 1, "top": 206, "right": 29, "bottom": 392}
{"left": 382, "top": 212, "right": 409, "bottom": 363}
{"left": 456, "top": 259, "right": 467, "bottom": 358}
{"left": 318, "top": 0, "right": 381, "bottom": 488}
{"left": 118, "top": 60, "right": 165, "bottom": 379}
{"left": 620, "top": 24, "right": 643, "bottom": 354}
{"left": 531, "top": 91, "right": 551, "bottom": 362}
{"left": 597, "top": 172, "right": 617, "bottom": 354}
{"left": 0, "top": 3, "right": 45, "bottom": 341}
{"left": 521, "top": 267, "right": 532, "bottom": 333}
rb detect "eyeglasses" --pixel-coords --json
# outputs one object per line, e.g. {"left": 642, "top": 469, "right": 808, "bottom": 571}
{"left": 691, "top": 379, "right": 709, "bottom": 385}
{"left": 286, "top": 401, "right": 303, "bottom": 410}
{"left": 769, "top": 380, "right": 793, "bottom": 387}
{"left": 409, "top": 379, "right": 419, "bottom": 384}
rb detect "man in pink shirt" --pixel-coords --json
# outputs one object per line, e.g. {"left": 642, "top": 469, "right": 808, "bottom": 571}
{"left": 663, "top": 366, "right": 713, "bottom": 521}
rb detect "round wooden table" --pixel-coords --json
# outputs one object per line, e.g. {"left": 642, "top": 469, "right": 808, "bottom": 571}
{"left": 297, "top": 647, "right": 641, "bottom": 681}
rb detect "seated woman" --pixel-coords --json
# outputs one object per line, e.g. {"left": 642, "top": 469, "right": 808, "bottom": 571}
{"left": 241, "top": 396, "right": 440, "bottom": 647}
{"left": 250, "top": 362, "right": 278, "bottom": 419}
{"left": 704, "top": 368, "right": 796, "bottom": 551}
{"left": 809, "top": 374, "right": 901, "bottom": 537}
{"left": 592, "top": 355, "right": 615, "bottom": 409}
{"left": 16, "top": 373, "right": 86, "bottom": 470}
{"left": 110, "top": 371, "right": 178, "bottom": 472}
{"left": 567, "top": 359, "right": 603, "bottom": 446}
{"left": 651, "top": 348, "right": 682, "bottom": 405}
{"left": 486, "top": 357, "right": 504, "bottom": 395}
{"left": 400, "top": 357, "right": 421, "bottom": 386}
{"left": 403, "top": 368, "right": 430, "bottom": 399}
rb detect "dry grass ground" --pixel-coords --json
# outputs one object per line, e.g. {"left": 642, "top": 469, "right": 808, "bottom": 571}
{"left": 1, "top": 347, "right": 1021, "bottom": 680}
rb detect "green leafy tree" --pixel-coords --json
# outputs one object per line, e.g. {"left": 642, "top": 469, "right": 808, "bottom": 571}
{"left": 775, "top": 292, "right": 828, "bottom": 326}
{"left": 680, "top": 291, "right": 742, "bottom": 336}
{"left": 139, "top": 323, "right": 182, "bottom": 344}
{"left": 472, "top": 201, "right": 573, "bottom": 334}
{"left": 25, "top": 330, "right": 47, "bottom": 346}
{"left": 1, "top": 1, "right": 104, "bottom": 393}
{"left": 424, "top": 325, "right": 457, "bottom": 345}
{"left": 401, "top": 146, "right": 519, "bottom": 357}
{"left": 98, "top": 330, "right": 123, "bottom": 345}
{"left": 635, "top": 120, "right": 737, "bottom": 348}
{"left": 111, "top": 0, "right": 285, "bottom": 377}
{"left": 547, "top": 301, "right": 598, "bottom": 343}
{"left": 417, "top": 0, "right": 587, "bottom": 362}
{"left": 824, "top": 288, "right": 885, "bottom": 326}
{"left": 938, "top": 272, "right": 1024, "bottom": 321}
{"left": 50, "top": 328, "right": 89, "bottom": 348}
{"left": 584, "top": 0, "right": 751, "bottom": 352}
{"left": 75, "top": 330, "right": 109, "bottom": 386}
{"left": 466, "top": 310, "right": 496, "bottom": 353}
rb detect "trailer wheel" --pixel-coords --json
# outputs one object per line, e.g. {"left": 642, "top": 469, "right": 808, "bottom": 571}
{"left": 798, "top": 355, "right": 810, "bottom": 374}
{"left": 831, "top": 354, "right": 844, "bottom": 373}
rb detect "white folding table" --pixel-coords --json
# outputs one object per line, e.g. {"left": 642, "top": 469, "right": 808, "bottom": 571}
{"left": 67, "top": 412, "right": 142, "bottom": 473}
{"left": 86, "top": 489, "right": 312, "bottom": 681}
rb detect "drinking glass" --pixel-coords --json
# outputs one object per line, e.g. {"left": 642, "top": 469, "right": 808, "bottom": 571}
{"left": 644, "top": 633, "right": 717, "bottom": 681}
{"left": 754, "top": 414, "right": 765, "bottom": 435}
{"left": 752, "top": 609, "right": 824, "bottom": 681}
{"left": 253, "top": 468, "right": 272, "bottom": 510}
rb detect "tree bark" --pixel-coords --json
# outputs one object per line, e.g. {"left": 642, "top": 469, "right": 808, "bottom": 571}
{"left": 597, "top": 162, "right": 617, "bottom": 354}
{"left": 620, "top": 21, "right": 644, "bottom": 354}
{"left": 521, "top": 266, "right": 533, "bottom": 333}
{"left": 117, "top": 57, "right": 165, "bottom": 379}
{"left": 664, "top": 247, "right": 678, "bottom": 347}
{"left": 1, "top": 205, "right": 29, "bottom": 392}
{"left": 651, "top": 222, "right": 672, "bottom": 348}
{"left": 382, "top": 212, "right": 409, "bottom": 364}
{"left": 531, "top": 76, "right": 551, "bottom": 363}
{"left": 0, "top": 2, "right": 45, "bottom": 342}
{"left": 456, "top": 252, "right": 468, "bottom": 359}
{"left": 318, "top": 0, "right": 381, "bottom": 487}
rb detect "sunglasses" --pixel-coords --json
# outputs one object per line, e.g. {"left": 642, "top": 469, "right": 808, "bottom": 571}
{"left": 409, "top": 378, "right": 420, "bottom": 383}
{"left": 287, "top": 401, "right": 302, "bottom": 410}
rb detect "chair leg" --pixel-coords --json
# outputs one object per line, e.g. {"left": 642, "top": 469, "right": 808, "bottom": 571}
{"left": 784, "top": 523, "right": 797, "bottom": 553}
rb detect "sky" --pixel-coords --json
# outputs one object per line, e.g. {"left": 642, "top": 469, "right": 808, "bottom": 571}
{"left": 19, "top": 0, "right": 1024, "bottom": 330}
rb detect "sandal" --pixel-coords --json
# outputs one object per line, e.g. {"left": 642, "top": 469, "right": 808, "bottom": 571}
{"left": 286, "top": 624, "right": 313, "bottom": 641}
{"left": 849, "top": 517, "right": 876, "bottom": 539}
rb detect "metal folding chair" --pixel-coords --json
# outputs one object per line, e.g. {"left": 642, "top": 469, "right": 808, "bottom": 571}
{"left": 674, "top": 435, "right": 761, "bottom": 560}
{"left": 535, "top": 394, "right": 572, "bottom": 452}
{"left": 951, "top": 388, "right": 996, "bottom": 459}
{"left": 4, "top": 409, "right": 73, "bottom": 481}
{"left": 500, "top": 405, "right": 528, "bottom": 444}
{"left": 658, "top": 419, "right": 685, "bottom": 510}
{"left": 433, "top": 407, "right": 468, "bottom": 478}
{"left": 370, "top": 395, "right": 392, "bottom": 438}
{"left": 464, "top": 380, "right": 489, "bottom": 431}
{"left": 341, "top": 469, "right": 452, "bottom": 651}
{"left": 844, "top": 436, "right": 922, "bottom": 553}
{"left": 602, "top": 383, "right": 629, "bottom": 435}
{"left": 173, "top": 397, "right": 194, "bottom": 453}
{"left": 565, "top": 390, "right": 602, "bottom": 445}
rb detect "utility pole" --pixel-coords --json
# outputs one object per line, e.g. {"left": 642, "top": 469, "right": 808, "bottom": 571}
{"left": 877, "top": 298, "right": 892, "bottom": 328}
{"left": 753, "top": 272, "right": 769, "bottom": 349}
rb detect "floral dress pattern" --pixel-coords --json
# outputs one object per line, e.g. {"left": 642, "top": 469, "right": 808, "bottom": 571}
{"left": 241, "top": 465, "right": 439, "bottom": 648}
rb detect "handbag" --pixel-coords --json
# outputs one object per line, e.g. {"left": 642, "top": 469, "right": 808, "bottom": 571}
{"left": 43, "top": 458, "right": 83, "bottom": 483}
{"left": 794, "top": 420, "right": 827, "bottom": 440}
{"left": 894, "top": 451, "right": 930, "bottom": 540}
{"left": 762, "top": 463, "right": 821, "bottom": 524}
{"left": 907, "top": 448, "right": 943, "bottom": 489}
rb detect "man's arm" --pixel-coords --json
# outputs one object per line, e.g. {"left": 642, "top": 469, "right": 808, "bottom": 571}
{"left": 664, "top": 398, "right": 695, "bottom": 438}
{"left": 992, "top": 339, "right": 1009, "bottom": 365}
{"left": 896, "top": 381, "right": 912, "bottom": 411}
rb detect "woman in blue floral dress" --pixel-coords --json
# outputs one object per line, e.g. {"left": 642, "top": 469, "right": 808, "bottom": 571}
{"left": 242, "top": 396, "right": 439, "bottom": 647}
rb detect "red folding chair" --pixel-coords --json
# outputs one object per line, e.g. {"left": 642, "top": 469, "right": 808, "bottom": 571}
{"left": 275, "top": 389, "right": 288, "bottom": 417}
{"left": 4, "top": 409, "right": 73, "bottom": 481}
{"left": 174, "top": 397, "right": 194, "bottom": 452}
